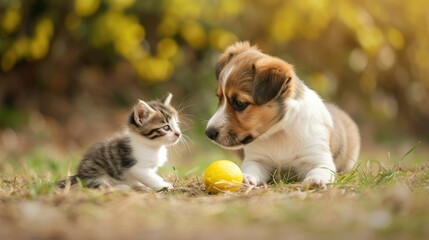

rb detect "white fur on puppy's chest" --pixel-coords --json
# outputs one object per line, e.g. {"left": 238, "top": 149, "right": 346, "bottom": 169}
{"left": 243, "top": 86, "right": 335, "bottom": 179}
{"left": 245, "top": 126, "right": 332, "bottom": 171}
{"left": 245, "top": 131, "right": 297, "bottom": 167}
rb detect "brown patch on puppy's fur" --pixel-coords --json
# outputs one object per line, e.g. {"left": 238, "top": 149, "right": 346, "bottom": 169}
{"left": 216, "top": 42, "right": 259, "bottom": 80}
{"left": 327, "top": 104, "right": 360, "bottom": 172}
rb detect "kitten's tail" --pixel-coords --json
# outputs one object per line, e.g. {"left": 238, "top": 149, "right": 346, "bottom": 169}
{"left": 56, "top": 175, "right": 79, "bottom": 189}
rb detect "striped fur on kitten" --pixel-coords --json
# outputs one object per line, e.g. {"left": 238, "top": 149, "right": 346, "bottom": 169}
{"left": 58, "top": 93, "right": 181, "bottom": 190}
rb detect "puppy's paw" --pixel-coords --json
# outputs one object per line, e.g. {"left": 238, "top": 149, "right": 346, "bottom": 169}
{"left": 243, "top": 173, "right": 259, "bottom": 186}
{"left": 301, "top": 177, "right": 328, "bottom": 191}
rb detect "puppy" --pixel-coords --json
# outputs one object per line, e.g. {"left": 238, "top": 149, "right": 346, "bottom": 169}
{"left": 205, "top": 42, "right": 360, "bottom": 189}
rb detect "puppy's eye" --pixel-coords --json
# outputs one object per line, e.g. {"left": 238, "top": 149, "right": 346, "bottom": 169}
{"left": 162, "top": 125, "right": 171, "bottom": 131}
{"left": 232, "top": 99, "right": 249, "bottom": 112}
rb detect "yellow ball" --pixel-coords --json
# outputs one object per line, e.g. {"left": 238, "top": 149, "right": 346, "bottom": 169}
{"left": 203, "top": 160, "right": 243, "bottom": 194}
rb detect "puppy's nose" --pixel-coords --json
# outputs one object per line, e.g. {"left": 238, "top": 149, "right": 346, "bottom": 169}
{"left": 205, "top": 127, "right": 219, "bottom": 140}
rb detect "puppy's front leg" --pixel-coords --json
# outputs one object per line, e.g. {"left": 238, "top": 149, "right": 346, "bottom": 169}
{"left": 302, "top": 167, "right": 335, "bottom": 190}
{"left": 241, "top": 160, "right": 272, "bottom": 186}
{"left": 299, "top": 154, "right": 336, "bottom": 190}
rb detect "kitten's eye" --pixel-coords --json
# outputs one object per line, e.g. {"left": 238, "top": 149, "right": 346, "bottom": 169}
{"left": 232, "top": 99, "right": 249, "bottom": 112}
{"left": 162, "top": 125, "right": 171, "bottom": 131}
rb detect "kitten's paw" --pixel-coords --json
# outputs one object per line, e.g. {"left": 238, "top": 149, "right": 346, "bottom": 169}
{"left": 113, "top": 184, "right": 132, "bottom": 191}
{"left": 243, "top": 173, "right": 259, "bottom": 186}
{"left": 301, "top": 177, "right": 328, "bottom": 191}
{"left": 156, "top": 182, "right": 174, "bottom": 192}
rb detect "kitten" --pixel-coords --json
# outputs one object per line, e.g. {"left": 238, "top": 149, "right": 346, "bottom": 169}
{"left": 58, "top": 93, "right": 181, "bottom": 191}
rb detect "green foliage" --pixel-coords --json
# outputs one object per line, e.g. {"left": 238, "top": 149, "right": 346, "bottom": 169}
{"left": 0, "top": 0, "right": 240, "bottom": 81}
{"left": 2, "top": 0, "right": 428, "bottom": 84}
{"left": 1, "top": 0, "right": 429, "bottom": 139}
{"left": 0, "top": 107, "right": 27, "bottom": 129}
{"left": 29, "top": 180, "right": 56, "bottom": 199}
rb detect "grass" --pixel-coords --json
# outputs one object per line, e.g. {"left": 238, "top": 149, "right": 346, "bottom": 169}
{"left": 1, "top": 146, "right": 429, "bottom": 240}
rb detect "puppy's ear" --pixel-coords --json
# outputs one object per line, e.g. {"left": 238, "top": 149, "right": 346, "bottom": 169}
{"left": 215, "top": 41, "right": 255, "bottom": 80}
{"left": 252, "top": 57, "right": 293, "bottom": 105}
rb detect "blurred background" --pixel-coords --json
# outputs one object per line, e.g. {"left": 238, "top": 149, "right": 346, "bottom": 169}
{"left": 1, "top": 0, "right": 428, "bottom": 173}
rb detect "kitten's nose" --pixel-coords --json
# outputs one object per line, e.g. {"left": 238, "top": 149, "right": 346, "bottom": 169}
{"left": 205, "top": 127, "right": 219, "bottom": 140}
{"left": 174, "top": 132, "right": 181, "bottom": 138}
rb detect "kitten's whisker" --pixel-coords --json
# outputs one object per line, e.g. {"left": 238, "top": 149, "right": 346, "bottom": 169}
{"left": 196, "top": 118, "right": 210, "bottom": 124}
{"left": 169, "top": 134, "right": 191, "bottom": 156}
{"left": 176, "top": 95, "right": 194, "bottom": 113}
{"left": 181, "top": 134, "right": 194, "bottom": 146}
{"left": 178, "top": 135, "right": 191, "bottom": 154}
{"left": 178, "top": 105, "right": 195, "bottom": 114}
{"left": 179, "top": 115, "right": 195, "bottom": 127}
{"left": 177, "top": 135, "right": 190, "bottom": 151}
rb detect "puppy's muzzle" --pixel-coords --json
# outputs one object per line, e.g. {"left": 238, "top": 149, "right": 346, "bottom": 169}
{"left": 205, "top": 127, "right": 219, "bottom": 140}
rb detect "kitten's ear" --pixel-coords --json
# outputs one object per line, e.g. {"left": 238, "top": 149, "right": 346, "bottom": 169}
{"left": 163, "top": 93, "right": 173, "bottom": 106}
{"left": 133, "top": 100, "right": 155, "bottom": 126}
